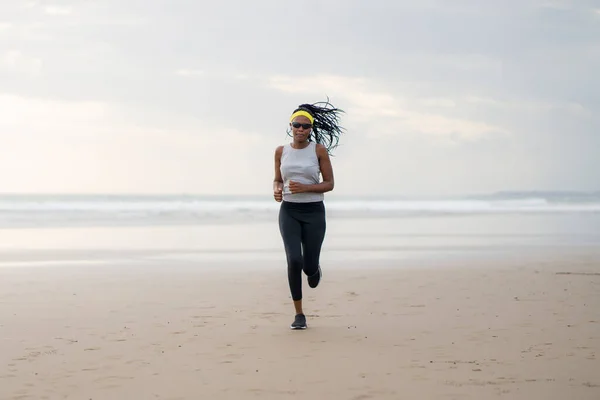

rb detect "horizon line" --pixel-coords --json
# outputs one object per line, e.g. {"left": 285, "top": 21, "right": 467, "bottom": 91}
{"left": 0, "top": 190, "right": 598, "bottom": 198}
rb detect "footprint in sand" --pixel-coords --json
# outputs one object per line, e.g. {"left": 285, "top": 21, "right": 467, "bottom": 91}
{"left": 583, "top": 382, "right": 600, "bottom": 388}
{"left": 16, "top": 347, "right": 58, "bottom": 361}
{"left": 54, "top": 337, "right": 79, "bottom": 344}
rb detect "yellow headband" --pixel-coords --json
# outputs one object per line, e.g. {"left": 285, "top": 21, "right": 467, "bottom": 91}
{"left": 290, "top": 110, "right": 314, "bottom": 124}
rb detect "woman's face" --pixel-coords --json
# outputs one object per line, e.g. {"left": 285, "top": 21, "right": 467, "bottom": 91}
{"left": 290, "top": 116, "right": 312, "bottom": 142}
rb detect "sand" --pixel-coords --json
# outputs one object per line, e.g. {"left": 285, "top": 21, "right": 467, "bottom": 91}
{"left": 1, "top": 257, "right": 599, "bottom": 400}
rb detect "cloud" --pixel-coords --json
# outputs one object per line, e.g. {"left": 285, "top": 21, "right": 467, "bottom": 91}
{"left": 1, "top": 50, "right": 42, "bottom": 76}
{"left": 175, "top": 69, "right": 204, "bottom": 77}
{"left": 0, "top": 94, "right": 105, "bottom": 133}
{"left": 44, "top": 6, "right": 73, "bottom": 15}
{"left": 538, "top": 0, "right": 573, "bottom": 10}
{"left": 0, "top": 93, "right": 263, "bottom": 143}
{"left": 413, "top": 95, "right": 591, "bottom": 119}
{"left": 0, "top": 94, "right": 269, "bottom": 193}
{"left": 21, "top": 1, "right": 72, "bottom": 14}
{"left": 463, "top": 96, "right": 592, "bottom": 117}
{"left": 268, "top": 74, "right": 508, "bottom": 141}
{"left": 0, "top": 0, "right": 598, "bottom": 195}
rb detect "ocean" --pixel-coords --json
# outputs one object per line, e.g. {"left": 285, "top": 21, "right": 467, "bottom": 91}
{"left": 1, "top": 192, "right": 599, "bottom": 268}
{"left": 1, "top": 192, "right": 599, "bottom": 228}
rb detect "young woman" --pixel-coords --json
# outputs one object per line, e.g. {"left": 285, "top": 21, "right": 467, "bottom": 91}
{"left": 273, "top": 100, "right": 345, "bottom": 330}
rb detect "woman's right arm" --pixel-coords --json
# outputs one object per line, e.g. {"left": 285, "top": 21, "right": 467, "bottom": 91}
{"left": 273, "top": 146, "right": 284, "bottom": 202}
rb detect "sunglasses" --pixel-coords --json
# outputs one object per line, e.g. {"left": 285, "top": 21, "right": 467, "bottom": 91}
{"left": 291, "top": 122, "right": 312, "bottom": 130}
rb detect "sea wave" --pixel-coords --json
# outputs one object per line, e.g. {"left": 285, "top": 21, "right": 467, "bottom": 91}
{"left": 1, "top": 195, "right": 600, "bottom": 213}
{"left": 0, "top": 194, "right": 599, "bottom": 228}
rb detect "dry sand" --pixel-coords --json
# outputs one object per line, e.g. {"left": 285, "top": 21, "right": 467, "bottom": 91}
{"left": 1, "top": 258, "right": 599, "bottom": 400}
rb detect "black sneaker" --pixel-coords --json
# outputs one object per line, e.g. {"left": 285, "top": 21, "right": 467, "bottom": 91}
{"left": 307, "top": 266, "right": 321, "bottom": 288}
{"left": 290, "top": 313, "right": 307, "bottom": 330}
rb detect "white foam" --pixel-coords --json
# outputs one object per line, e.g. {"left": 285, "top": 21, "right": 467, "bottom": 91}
{"left": 1, "top": 197, "right": 599, "bottom": 212}
{"left": 1, "top": 195, "right": 599, "bottom": 228}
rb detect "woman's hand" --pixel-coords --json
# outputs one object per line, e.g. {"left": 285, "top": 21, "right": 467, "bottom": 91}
{"left": 289, "top": 180, "right": 308, "bottom": 194}
{"left": 273, "top": 181, "right": 283, "bottom": 202}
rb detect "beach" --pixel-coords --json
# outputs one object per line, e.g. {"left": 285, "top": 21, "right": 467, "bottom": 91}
{"left": 1, "top": 254, "right": 599, "bottom": 399}
{"left": 1, "top": 196, "right": 600, "bottom": 399}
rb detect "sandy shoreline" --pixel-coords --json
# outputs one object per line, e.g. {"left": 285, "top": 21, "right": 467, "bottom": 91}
{"left": 1, "top": 257, "right": 598, "bottom": 400}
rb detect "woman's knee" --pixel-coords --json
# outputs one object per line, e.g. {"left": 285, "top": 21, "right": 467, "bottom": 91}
{"left": 287, "top": 254, "right": 303, "bottom": 271}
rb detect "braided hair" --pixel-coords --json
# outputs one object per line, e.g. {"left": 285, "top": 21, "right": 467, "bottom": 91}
{"left": 287, "top": 98, "right": 345, "bottom": 155}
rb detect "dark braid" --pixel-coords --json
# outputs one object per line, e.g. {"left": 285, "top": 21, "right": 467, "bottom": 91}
{"left": 287, "top": 97, "right": 345, "bottom": 155}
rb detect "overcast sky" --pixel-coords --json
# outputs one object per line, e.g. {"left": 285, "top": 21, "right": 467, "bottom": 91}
{"left": 1, "top": 0, "right": 599, "bottom": 196}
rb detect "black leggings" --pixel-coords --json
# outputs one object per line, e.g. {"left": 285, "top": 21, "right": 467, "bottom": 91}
{"left": 278, "top": 200, "right": 326, "bottom": 301}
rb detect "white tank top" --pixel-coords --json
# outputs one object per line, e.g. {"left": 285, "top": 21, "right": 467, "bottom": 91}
{"left": 280, "top": 141, "right": 324, "bottom": 203}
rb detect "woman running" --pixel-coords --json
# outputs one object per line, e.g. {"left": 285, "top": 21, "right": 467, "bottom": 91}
{"left": 273, "top": 100, "right": 345, "bottom": 330}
